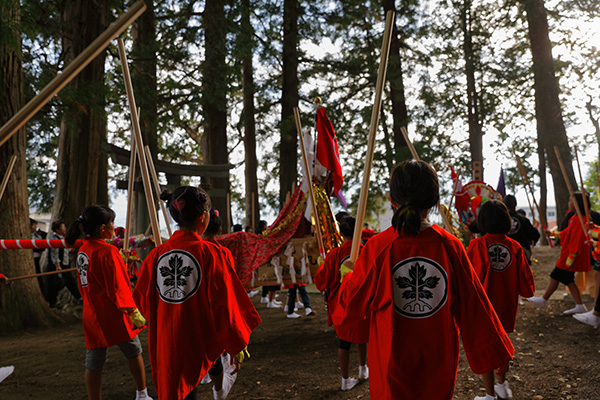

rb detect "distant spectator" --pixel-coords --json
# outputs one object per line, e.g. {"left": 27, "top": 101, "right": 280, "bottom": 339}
{"left": 46, "top": 220, "right": 82, "bottom": 308}
{"left": 233, "top": 224, "right": 243, "bottom": 233}
{"left": 30, "top": 218, "right": 46, "bottom": 294}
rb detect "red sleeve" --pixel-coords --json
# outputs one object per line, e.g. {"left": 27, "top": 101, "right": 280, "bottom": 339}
{"left": 516, "top": 246, "right": 535, "bottom": 298}
{"left": 207, "top": 248, "right": 262, "bottom": 355}
{"left": 100, "top": 248, "right": 137, "bottom": 309}
{"left": 447, "top": 239, "right": 514, "bottom": 374}
{"left": 466, "top": 238, "right": 488, "bottom": 283}
{"left": 133, "top": 249, "right": 157, "bottom": 318}
{"left": 314, "top": 248, "right": 339, "bottom": 292}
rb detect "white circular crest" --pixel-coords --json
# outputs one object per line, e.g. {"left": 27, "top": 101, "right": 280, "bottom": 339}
{"left": 156, "top": 250, "right": 201, "bottom": 304}
{"left": 392, "top": 257, "right": 448, "bottom": 318}
{"left": 487, "top": 243, "right": 512, "bottom": 272}
{"left": 77, "top": 252, "right": 89, "bottom": 287}
{"left": 508, "top": 216, "right": 520, "bottom": 235}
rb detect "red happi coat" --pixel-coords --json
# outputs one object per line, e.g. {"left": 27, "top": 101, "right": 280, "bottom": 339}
{"left": 314, "top": 240, "right": 364, "bottom": 332}
{"left": 467, "top": 234, "right": 535, "bottom": 333}
{"left": 76, "top": 237, "right": 141, "bottom": 349}
{"left": 557, "top": 214, "right": 591, "bottom": 272}
{"left": 133, "top": 230, "right": 262, "bottom": 400}
{"left": 333, "top": 225, "right": 514, "bottom": 400}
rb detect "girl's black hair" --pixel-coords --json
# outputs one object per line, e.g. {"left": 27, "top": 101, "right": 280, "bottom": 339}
{"left": 336, "top": 213, "right": 356, "bottom": 238}
{"left": 573, "top": 191, "right": 590, "bottom": 214}
{"left": 204, "top": 209, "right": 222, "bottom": 236}
{"left": 477, "top": 200, "right": 512, "bottom": 235}
{"left": 390, "top": 160, "right": 440, "bottom": 236}
{"left": 65, "top": 205, "right": 116, "bottom": 245}
{"left": 160, "top": 186, "right": 211, "bottom": 229}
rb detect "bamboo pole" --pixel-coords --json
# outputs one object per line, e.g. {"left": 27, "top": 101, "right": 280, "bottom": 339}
{"left": 400, "top": 126, "right": 420, "bottom": 161}
{"left": 574, "top": 146, "right": 591, "bottom": 223}
{"left": 124, "top": 107, "right": 140, "bottom": 253}
{"left": 348, "top": 10, "right": 395, "bottom": 263}
{"left": 513, "top": 150, "right": 547, "bottom": 229}
{"left": 0, "top": 155, "right": 17, "bottom": 202}
{"left": 117, "top": 38, "right": 161, "bottom": 246}
{"left": 145, "top": 146, "right": 173, "bottom": 236}
{"left": 295, "top": 107, "right": 326, "bottom": 258}
{"left": 553, "top": 146, "right": 587, "bottom": 235}
{"left": 0, "top": 1, "right": 146, "bottom": 148}
{"left": 4, "top": 268, "right": 77, "bottom": 283}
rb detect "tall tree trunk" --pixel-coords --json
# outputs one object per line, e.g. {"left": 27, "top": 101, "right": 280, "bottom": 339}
{"left": 383, "top": 0, "right": 410, "bottom": 169}
{"left": 522, "top": 0, "right": 575, "bottom": 224}
{"left": 0, "top": 0, "right": 55, "bottom": 333}
{"left": 241, "top": 0, "right": 259, "bottom": 231}
{"left": 537, "top": 135, "right": 549, "bottom": 245}
{"left": 202, "top": 0, "right": 229, "bottom": 216}
{"left": 131, "top": 0, "right": 158, "bottom": 235}
{"left": 280, "top": 0, "right": 299, "bottom": 210}
{"left": 461, "top": 0, "right": 484, "bottom": 181}
{"left": 51, "top": 0, "right": 110, "bottom": 225}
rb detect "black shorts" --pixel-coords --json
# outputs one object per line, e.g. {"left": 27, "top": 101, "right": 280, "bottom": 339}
{"left": 550, "top": 267, "right": 576, "bottom": 285}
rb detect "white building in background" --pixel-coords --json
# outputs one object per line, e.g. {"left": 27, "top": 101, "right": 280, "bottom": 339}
{"left": 518, "top": 206, "right": 558, "bottom": 230}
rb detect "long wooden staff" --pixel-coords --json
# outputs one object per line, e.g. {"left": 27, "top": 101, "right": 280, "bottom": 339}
{"left": 3, "top": 268, "right": 77, "bottom": 284}
{"left": 553, "top": 146, "right": 587, "bottom": 235}
{"left": 513, "top": 150, "right": 546, "bottom": 227}
{"left": 145, "top": 146, "right": 173, "bottom": 236}
{"left": 0, "top": 1, "right": 146, "bottom": 147}
{"left": 0, "top": 155, "right": 17, "bottom": 202}
{"left": 574, "top": 146, "right": 591, "bottom": 223}
{"left": 117, "top": 38, "right": 162, "bottom": 246}
{"left": 294, "top": 107, "right": 325, "bottom": 258}
{"left": 124, "top": 107, "right": 140, "bottom": 253}
{"left": 348, "top": 10, "right": 395, "bottom": 263}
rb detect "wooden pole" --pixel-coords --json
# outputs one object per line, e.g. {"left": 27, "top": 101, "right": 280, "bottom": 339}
{"left": 4, "top": 268, "right": 77, "bottom": 283}
{"left": 0, "top": 1, "right": 146, "bottom": 148}
{"left": 513, "top": 150, "right": 547, "bottom": 228}
{"left": 348, "top": 10, "right": 395, "bottom": 263}
{"left": 295, "top": 107, "right": 326, "bottom": 258}
{"left": 400, "top": 126, "right": 420, "bottom": 161}
{"left": 553, "top": 146, "right": 587, "bottom": 235}
{"left": 574, "top": 146, "right": 591, "bottom": 223}
{"left": 0, "top": 155, "right": 17, "bottom": 202}
{"left": 117, "top": 38, "right": 161, "bottom": 246}
{"left": 145, "top": 146, "right": 173, "bottom": 236}
{"left": 124, "top": 107, "right": 140, "bottom": 253}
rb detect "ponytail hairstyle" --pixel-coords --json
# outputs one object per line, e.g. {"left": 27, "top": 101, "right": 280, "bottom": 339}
{"left": 477, "top": 200, "right": 511, "bottom": 235}
{"left": 160, "top": 186, "right": 211, "bottom": 230}
{"left": 203, "top": 209, "right": 222, "bottom": 237}
{"left": 65, "top": 205, "right": 116, "bottom": 245}
{"left": 390, "top": 160, "right": 440, "bottom": 236}
{"left": 335, "top": 212, "right": 356, "bottom": 239}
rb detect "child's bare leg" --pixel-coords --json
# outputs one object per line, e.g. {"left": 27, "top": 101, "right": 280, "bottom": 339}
{"left": 357, "top": 343, "right": 367, "bottom": 366}
{"left": 481, "top": 371, "right": 495, "bottom": 396}
{"left": 127, "top": 354, "right": 147, "bottom": 391}
{"left": 210, "top": 371, "right": 224, "bottom": 391}
{"left": 496, "top": 369, "right": 507, "bottom": 384}
{"left": 567, "top": 282, "right": 584, "bottom": 304}
{"left": 338, "top": 348, "right": 350, "bottom": 379}
{"left": 85, "top": 369, "right": 102, "bottom": 400}
{"left": 542, "top": 278, "right": 559, "bottom": 300}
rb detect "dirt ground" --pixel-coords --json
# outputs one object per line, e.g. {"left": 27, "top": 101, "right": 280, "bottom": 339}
{"left": 1, "top": 246, "right": 600, "bottom": 399}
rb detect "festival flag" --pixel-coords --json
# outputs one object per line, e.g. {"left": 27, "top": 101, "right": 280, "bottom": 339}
{"left": 497, "top": 167, "right": 506, "bottom": 198}
{"left": 315, "top": 106, "right": 343, "bottom": 195}
{"left": 450, "top": 166, "right": 471, "bottom": 211}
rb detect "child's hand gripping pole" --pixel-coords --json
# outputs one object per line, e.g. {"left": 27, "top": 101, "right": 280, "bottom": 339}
{"left": 340, "top": 260, "right": 355, "bottom": 283}
{"left": 129, "top": 308, "right": 147, "bottom": 329}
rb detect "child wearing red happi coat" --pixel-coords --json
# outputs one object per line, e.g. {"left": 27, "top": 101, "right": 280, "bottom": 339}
{"left": 467, "top": 200, "right": 535, "bottom": 400}
{"left": 527, "top": 192, "right": 591, "bottom": 314}
{"left": 314, "top": 212, "right": 367, "bottom": 391}
{"left": 65, "top": 205, "right": 151, "bottom": 400}
{"left": 133, "top": 186, "right": 261, "bottom": 400}
{"left": 332, "top": 160, "right": 514, "bottom": 400}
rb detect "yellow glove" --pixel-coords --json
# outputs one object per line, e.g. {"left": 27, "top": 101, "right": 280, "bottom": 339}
{"left": 235, "top": 347, "right": 250, "bottom": 364}
{"left": 129, "top": 308, "right": 147, "bottom": 329}
{"left": 317, "top": 256, "right": 325, "bottom": 266}
{"left": 340, "top": 265, "right": 353, "bottom": 283}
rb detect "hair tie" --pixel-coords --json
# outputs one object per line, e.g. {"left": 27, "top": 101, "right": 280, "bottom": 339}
{"left": 173, "top": 198, "right": 185, "bottom": 211}
{"left": 77, "top": 216, "right": 85, "bottom": 223}
{"left": 214, "top": 210, "right": 219, "bottom": 217}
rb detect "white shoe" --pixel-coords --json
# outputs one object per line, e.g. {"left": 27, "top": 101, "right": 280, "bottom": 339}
{"left": 295, "top": 301, "right": 304, "bottom": 309}
{"left": 526, "top": 296, "right": 548, "bottom": 307}
{"left": 260, "top": 296, "right": 268, "bottom": 304}
{"left": 494, "top": 380, "right": 513, "bottom": 399}
{"left": 358, "top": 365, "right": 369, "bottom": 380}
{"left": 221, "top": 353, "right": 235, "bottom": 375}
{"left": 200, "top": 372, "right": 212, "bottom": 384}
{"left": 474, "top": 395, "right": 496, "bottom": 400}
{"left": 283, "top": 304, "right": 298, "bottom": 313}
{"left": 0, "top": 366, "right": 14, "bottom": 384}
{"left": 247, "top": 289, "right": 259, "bottom": 298}
{"left": 305, "top": 307, "right": 316, "bottom": 316}
{"left": 266, "top": 301, "right": 280, "bottom": 309}
{"left": 341, "top": 377, "right": 359, "bottom": 391}
{"left": 573, "top": 310, "right": 600, "bottom": 327}
{"left": 287, "top": 312, "right": 301, "bottom": 319}
{"left": 213, "top": 371, "right": 237, "bottom": 400}
{"left": 134, "top": 389, "right": 153, "bottom": 400}
{"left": 272, "top": 299, "right": 282, "bottom": 306}
{"left": 563, "top": 304, "right": 588, "bottom": 315}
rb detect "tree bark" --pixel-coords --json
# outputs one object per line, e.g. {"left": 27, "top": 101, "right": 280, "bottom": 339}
{"left": 131, "top": 0, "right": 158, "bottom": 235}
{"left": 522, "top": 0, "right": 575, "bottom": 224}
{"left": 202, "top": 0, "right": 229, "bottom": 216}
{"left": 461, "top": 0, "right": 484, "bottom": 181}
{"left": 241, "top": 0, "right": 259, "bottom": 231}
{"left": 537, "top": 135, "right": 549, "bottom": 245}
{"left": 280, "top": 0, "right": 300, "bottom": 210}
{"left": 51, "top": 0, "right": 110, "bottom": 225}
{"left": 0, "top": 0, "right": 55, "bottom": 333}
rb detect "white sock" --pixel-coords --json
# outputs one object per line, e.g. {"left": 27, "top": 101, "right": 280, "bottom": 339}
{"left": 136, "top": 388, "right": 148, "bottom": 396}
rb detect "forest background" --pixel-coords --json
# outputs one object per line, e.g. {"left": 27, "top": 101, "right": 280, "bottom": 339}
{"left": 1, "top": 0, "right": 600, "bottom": 331}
